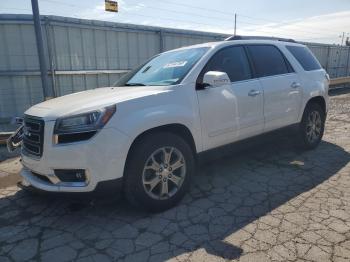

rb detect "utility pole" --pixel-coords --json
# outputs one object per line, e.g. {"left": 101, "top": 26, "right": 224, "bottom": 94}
{"left": 234, "top": 13, "right": 237, "bottom": 36}
{"left": 31, "top": 0, "right": 54, "bottom": 100}
{"left": 340, "top": 32, "right": 345, "bottom": 46}
{"left": 336, "top": 32, "right": 346, "bottom": 77}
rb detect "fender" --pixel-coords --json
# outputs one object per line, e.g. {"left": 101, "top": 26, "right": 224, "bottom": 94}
{"left": 112, "top": 88, "right": 202, "bottom": 154}
{"left": 298, "top": 72, "right": 328, "bottom": 123}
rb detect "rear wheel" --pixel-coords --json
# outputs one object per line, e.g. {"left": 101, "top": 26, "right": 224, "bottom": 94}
{"left": 298, "top": 103, "right": 325, "bottom": 149}
{"left": 124, "top": 132, "right": 195, "bottom": 211}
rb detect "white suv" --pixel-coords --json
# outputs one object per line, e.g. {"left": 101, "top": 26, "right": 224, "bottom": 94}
{"left": 13, "top": 37, "right": 329, "bottom": 211}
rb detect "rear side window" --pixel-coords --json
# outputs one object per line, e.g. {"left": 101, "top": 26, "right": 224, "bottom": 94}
{"left": 247, "top": 45, "right": 291, "bottom": 77}
{"left": 200, "top": 46, "right": 252, "bottom": 83}
{"left": 286, "top": 46, "right": 322, "bottom": 71}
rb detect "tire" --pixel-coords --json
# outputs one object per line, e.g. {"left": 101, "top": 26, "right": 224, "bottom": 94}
{"left": 297, "top": 102, "right": 325, "bottom": 150}
{"left": 124, "top": 132, "right": 195, "bottom": 212}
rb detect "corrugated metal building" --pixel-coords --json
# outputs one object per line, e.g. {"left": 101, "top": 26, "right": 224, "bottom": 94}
{"left": 0, "top": 14, "right": 349, "bottom": 122}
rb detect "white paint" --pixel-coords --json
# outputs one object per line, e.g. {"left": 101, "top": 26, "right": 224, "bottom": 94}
{"left": 21, "top": 39, "right": 329, "bottom": 192}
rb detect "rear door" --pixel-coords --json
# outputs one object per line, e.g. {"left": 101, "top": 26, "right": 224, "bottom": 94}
{"left": 196, "top": 45, "right": 264, "bottom": 150}
{"left": 246, "top": 45, "right": 302, "bottom": 131}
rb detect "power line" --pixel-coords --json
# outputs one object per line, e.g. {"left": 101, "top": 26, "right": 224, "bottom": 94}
{"left": 129, "top": 0, "right": 339, "bottom": 37}
{"left": 41, "top": 0, "right": 85, "bottom": 8}
{"left": 39, "top": 0, "right": 349, "bottom": 35}
{"left": 234, "top": 23, "right": 338, "bottom": 42}
{"left": 0, "top": 0, "right": 229, "bottom": 30}
{"left": 238, "top": 13, "right": 345, "bottom": 33}
{"left": 41, "top": 0, "right": 341, "bottom": 36}
{"left": 135, "top": 0, "right": 344, "bottom": 38}
{"left": 0, "top": 8, "right": 32, "bottom": 12}
{"left": 145, "top": 0, "right": 235, "bottom": 16}
{"left": 1, "top": 0, "right": 342, "bottom": 43}
{"left": 40, "top": 0, "right": 236, "bottom": 30}
{"left": 113, "top": 12, "right": 233, "bottom": 29}
{"left": 145, "top": 0, "right": 344, "bottom": 35}
{"left": 42, "top": 0, "right": 236, "bottom": 25}
{"left": 237, "top": 19, "right": 339, "bottom": 38}
{"left": 128, "top": 4, "right": 234, "bottom": 23}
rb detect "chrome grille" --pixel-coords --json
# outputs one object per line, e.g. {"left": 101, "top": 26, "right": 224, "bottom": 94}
{"left": 22, "top": 116, "right": 44, "bottom": 158}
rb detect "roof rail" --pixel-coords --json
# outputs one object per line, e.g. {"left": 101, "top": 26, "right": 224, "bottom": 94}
{"left": 225, "top": 35, "right": 297, "bottom": 43}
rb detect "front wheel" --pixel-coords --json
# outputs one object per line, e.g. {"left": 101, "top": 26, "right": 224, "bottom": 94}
{"left": 124, "top": 132, "right": 195, "bottom": 212}
{"left": 298, "top": 103, "right": 325, "bottom": 149}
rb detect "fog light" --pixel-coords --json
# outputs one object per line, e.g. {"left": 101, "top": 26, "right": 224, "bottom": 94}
{"left": 54, "top": 169, "right": 86, "bottom": 183}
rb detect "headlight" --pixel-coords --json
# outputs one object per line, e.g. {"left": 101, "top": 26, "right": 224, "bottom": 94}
{"left": 55, "top": 111, "right": 101, "bottom": 133}
{"left": 53, "top": 105, "right": 116, "bottom": 144}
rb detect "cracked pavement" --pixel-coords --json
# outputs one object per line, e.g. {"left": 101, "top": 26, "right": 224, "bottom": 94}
{"left": 0, "top": 90, "right": 350, "bottom": 262}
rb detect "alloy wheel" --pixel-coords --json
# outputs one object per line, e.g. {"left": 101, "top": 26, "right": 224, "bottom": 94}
{"left": 142, "top": 146, "right": 186, "bottom": 200}
{"left": 306, "top": 110, "right": 322, "bottom": 143}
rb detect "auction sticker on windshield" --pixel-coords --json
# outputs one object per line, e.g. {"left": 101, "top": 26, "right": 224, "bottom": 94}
{"left": 163, "top": 61, "right": 188, "bottom": 68}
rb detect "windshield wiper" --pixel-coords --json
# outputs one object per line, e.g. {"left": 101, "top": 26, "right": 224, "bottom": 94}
{"left": 125, "top": 83, "right": 146, "bottom": 86}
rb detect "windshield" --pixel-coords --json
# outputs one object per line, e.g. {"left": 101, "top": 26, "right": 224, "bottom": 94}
{"left": 114, "top": 47, "right": 209, "bottom": 86}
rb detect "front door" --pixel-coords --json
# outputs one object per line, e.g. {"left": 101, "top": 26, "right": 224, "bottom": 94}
{"left": 196, "top": 45, "right": 264, "bottom": 151}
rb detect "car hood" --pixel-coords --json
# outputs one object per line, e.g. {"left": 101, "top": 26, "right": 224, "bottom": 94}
{"left": 25, "top": 86, "right": 171, "bottom": 121}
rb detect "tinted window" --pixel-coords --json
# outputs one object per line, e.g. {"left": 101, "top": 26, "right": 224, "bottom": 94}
{"left": 247, "top": 45, "right": 290, "bottom": 77}
{"left": 286, "top": 46, "right": 322, "bottom": 71}
{"left": 200, "top": 46, "right": 252, "bottom": 83}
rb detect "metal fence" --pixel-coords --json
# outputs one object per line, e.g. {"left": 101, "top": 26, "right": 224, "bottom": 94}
{"left": 305, "top": 43, "right": 350, "bottom": 78}
{"left": 0, "top": 14, "right": 350, "bottom": 121}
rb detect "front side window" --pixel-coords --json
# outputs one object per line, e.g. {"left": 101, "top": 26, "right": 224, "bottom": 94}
{"left": 115, "top": 47, "right": 209, "bottom": 87}
{"left": 247, "top": 45, "right": 291, "bottom": 77}
{"left": 198, "top": 46, "right": 252, "bottom": 85}
{"left": 286, "top": 45, "right": 322, "bottom": 71}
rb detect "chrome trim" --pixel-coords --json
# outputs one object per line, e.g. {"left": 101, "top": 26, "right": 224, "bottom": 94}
{"left": 23, "top": 166, "right": 91, "bottom": 188}
{"left": 47, "top": 173, "right": 60, "bottom": 184}
{"left": 22, "top": 115, "right": 44, "bottom": 158}
{"left": 52, "top": 130, "right": 97, "bottom": 145}
{"left": 24, "top": 118, "right": 42, "bottom": 132}
{"left": 22, "top": 139, "right": 42, "bottom": 156}
{"left": 248, "top": 89, "right": 261, "bottom": 97}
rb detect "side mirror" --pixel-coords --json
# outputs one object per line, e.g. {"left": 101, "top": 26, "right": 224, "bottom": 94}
{"left": 202, "top": 71, "right": 230, "bottom": 88}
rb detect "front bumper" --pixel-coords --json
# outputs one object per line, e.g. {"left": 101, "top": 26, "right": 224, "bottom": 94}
{"left": 21, "top": 167, "right": 93, "bottom": 192}
{"left": 20, "top": 121, "right": 131, "bottom": 193}
{"left": 20, "top": 168, "right": 123, "bottom": 194}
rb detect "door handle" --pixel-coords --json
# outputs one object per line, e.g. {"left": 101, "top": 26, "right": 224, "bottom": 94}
{"left": 248, "top": 90, "right": 261, "bottom": 97}
{"left": 291, "top": 82, "right": 301, "bottom": 88}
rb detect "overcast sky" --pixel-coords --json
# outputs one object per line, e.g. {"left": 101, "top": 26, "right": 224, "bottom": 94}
{"left": 1, "top": 0, "right": 349, "bottom": 44}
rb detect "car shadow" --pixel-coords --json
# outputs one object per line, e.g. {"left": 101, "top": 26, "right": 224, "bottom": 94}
{"left": 0, "top": 130, "right": 349, "bottom": 261}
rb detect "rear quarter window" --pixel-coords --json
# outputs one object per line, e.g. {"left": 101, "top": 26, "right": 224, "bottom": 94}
{"left": 286, "top": 46, "right": 322, "bottom": 71}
